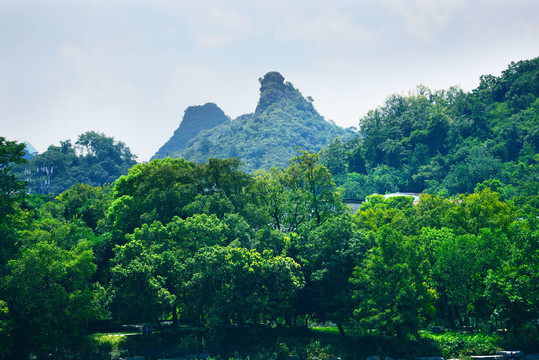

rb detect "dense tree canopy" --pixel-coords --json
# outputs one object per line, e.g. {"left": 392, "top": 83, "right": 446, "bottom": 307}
{"left": 0, "top": 57, "right": 538, "bottom": 358}
{"left": 14, "top": 131, "right": 137, "bottom": 195}
{"left": 325, "top": 57, "right": 539, "bottom": 199}
{"left": 0, "top": 137, "right": 27, "bottom": 220}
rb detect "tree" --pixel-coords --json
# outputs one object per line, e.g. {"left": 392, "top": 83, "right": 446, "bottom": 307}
{"left": 252, "top": 168, "right": 288, "bottom": 231}
{"left": 0, "top": 137, "right": 26, "bottom": 220}
{"left": 15, "top": 132, "right": 137, "bottom": 195}
{"left": 484, "top": 221, "right": 539, "bottom": 332}
{"left": 183, "top": 158, "right": 253, "bottom": 219}
{"left": 108, "top": 234, "right": 177, "bottom": 327}
{"left": 351, "top": 227, "right": 435, "bottom": 339}
{"left": 306, "top": 214, "right": 366, "bottom": 335}
{"left": 355, "top": 194, "right": 413, "bottom": 232}
{"left": 281, "top": 151, "right": 345, "bottom": 228}
{"left": 429, "top": 228, "right": 509, "bottom": 328}
{"left": 320, "top": 138, "right": 347, "bottom": 175}
{"left": 0, "top": 137, "right": 28, "bottom": 270}
{"left": 334, "top": 58, "right": 539, "bottom": 200}
{"left": 445, "top": 189, "right": 511, "bottom": 235}
{"left": 109, "top": 157, "right": 253, "bottom": 236}
{"left": 166, "top": 213, "right": 227, "bottom": 260}
{"left": 251, "top": 151, "right": 345, "bottom": 232}
{"left": 108, "top": 158, "right": 200, "bottom": 234}
{"left": 107, "top": 214, "right": 230, "bottom": 328}
{"left": 181, "top": 245, "right": 303, "bottom": 328}
{"left": 474, "top": 179, "right": 506, "bottom": 199}
{"left": 4, "top": 241, "right": 96, "bottom": 356}
{"left": 413, "top": 194, "right": 458, "bottom": 232}
{"left": 48, "top": 183, "right": 111, "bottom": 232}
{"left": 0, "top": 300, "right": 14, "bottom": 360}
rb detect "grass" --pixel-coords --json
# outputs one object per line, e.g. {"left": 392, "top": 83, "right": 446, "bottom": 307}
{"left": 420, "top": 330, "right": 502, "bottom": 358}
{"left": 38, "top": 325, "right": 538, "bottom": 360}
{"left": 82, "top": 327, "right": 501, "bottom": 360}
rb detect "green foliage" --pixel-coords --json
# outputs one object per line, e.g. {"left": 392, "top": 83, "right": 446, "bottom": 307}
{"left": 109, "top": 157, "right": 199, "bottom": 234}
{"left": 108, "top": 236, "right": 177, "bottom": 324}
{"left": 484, "top": 221, "right": 539, "bottom": 332}
{"left": 4, "top": 241, "right": 96, "bottom": 354}
{"left": 430, "top": 229, "right": 507, "bottom": 328}
{"left": 181, "top": 245, "right": 304, "bottom": 328}
{"left": 1, "top": 58, "right": 538, "bottom": 357}
{"left": 421, "top": 331, "right": 502, "bottom": 358}
{"left": 43, "top": 183, "right": 112, "bottom": 232}
{"left": 351, "top": 227, "right": 435, "bottom": 339}
{"left": 166, "top": 72, "right": 354, "bottom": 172}
{"left": 0, "top": 137, "right": 27, "bottom": 217}
{"left": 0, "top": 300, "right": 14, "bottom": 359}
{"left": 303, "top": 214, "right": 366, "bottom": 334}
{"left": 0, "top": 137, "right": 28, "bottom": 269}
{"left": 253, "top": 151, "right": 346, "bottom": 232}
{"left": 153, "top": 103, "right": 230, "bottom": 159}
{"left": 108, "top": 157, "right": 251, "bottom": 235}
{"left": 332, "top": 57, "right": 539, "bottom": 199}
{"left": 14, "top": 131, "right": 137, "bottom": 196}
{"left": 351, "top": 187, "right": 539, "bottom": 338}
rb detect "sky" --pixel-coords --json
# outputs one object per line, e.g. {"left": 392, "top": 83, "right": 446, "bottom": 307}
{"left": 1, "top": 0, "right": 538, "bottom": 162}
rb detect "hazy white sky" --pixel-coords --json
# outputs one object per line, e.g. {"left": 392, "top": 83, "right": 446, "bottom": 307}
{"left": 1, "top": 0, "right": 538, "bottom": 161}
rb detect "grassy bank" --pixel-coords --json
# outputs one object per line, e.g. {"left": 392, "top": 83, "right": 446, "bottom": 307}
{"left": 40, "top": 325, "right": 538, "bottom": 360}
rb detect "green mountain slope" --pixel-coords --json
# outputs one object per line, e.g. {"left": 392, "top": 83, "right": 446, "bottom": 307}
{"left": 326, "top": 56, "right": 539, "bottom": 199}
{"left": 164, "top": 72, "right": 355, "bottom": 172}
{"left": 152, "top": 102, "right": 230, "bottom": 160}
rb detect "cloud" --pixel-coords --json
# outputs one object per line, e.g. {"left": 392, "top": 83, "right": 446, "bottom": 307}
{"left": 3, "top": 0, "right": 539, "bottom": 162}
{"left": 49, "top": 86, "right": 91, "bottom": 126}
{"left": 167, "top": 64, "right": 255, "bottom": 117}
{"left": 179, "top": 4, "right": 254, "bottom": 49}
{"left": 274, "top": 4, "right": 387, "bottom": 49}
{"left": 168, "top": 65, "right": 218, "bottom": 103}
{"left": 59, "top": 42, "right": 84, "bottom": 62}
{"left": 58, "top": 41, "right": 92, "bottom": 70}
{"left": 205, "top": 4, "right": 252, "bottom": 31}
{"left": 195, "top": 33, "right": 238, "bottom": 49}
{"left": 381, "top": 0, "right": 466, "bottom": 44}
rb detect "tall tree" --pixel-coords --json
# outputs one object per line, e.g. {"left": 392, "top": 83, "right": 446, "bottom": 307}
{"left": 0, "top": 137, "right": 26, "bottom": 220}
{"left": 0, "top": 137, "right": 28, "bottom": 269}
{"left": 351, "top": 227, "right": 435, "bottom": 339}
{"left": 306, "top": 214, "right": 366, "bottom": 336}
{"left": 181, "top": 245, "right": 303, "bottom": 328}
{"left": 108, "top": 232, "right": 177, "bottom": 327}
{"left": 4, "top": 241, "right": 96, "bottom": 356}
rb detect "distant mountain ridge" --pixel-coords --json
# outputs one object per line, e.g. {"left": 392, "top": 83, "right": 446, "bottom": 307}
{"left": 152, "top": 103, "right": 230, "bottom": 160}
{"left": 23, "top": 141, "right": 38, "bottom": 160}
{"left": 153, "top": 71, "right": 355, "bottom": 171}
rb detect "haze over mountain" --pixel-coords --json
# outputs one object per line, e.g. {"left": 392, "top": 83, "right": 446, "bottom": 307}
{"left": 23, "top": 142, "right": 38, "bottom": 160}
{"left": 153, "top": 71, "right": 355, "bottom": 172}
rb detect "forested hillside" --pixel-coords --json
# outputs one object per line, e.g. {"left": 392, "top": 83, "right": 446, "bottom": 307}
{"left": 13, "top": 131, "right": 137, "bottom": 195}
{"left": 162, "top": 71, "right": 355, "bottom": 172}
{"left": 152, "top": 103, "right": 230, "bottom": 160}
{"left": 320, "top": 57, "right": 539, "bottom": 199}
